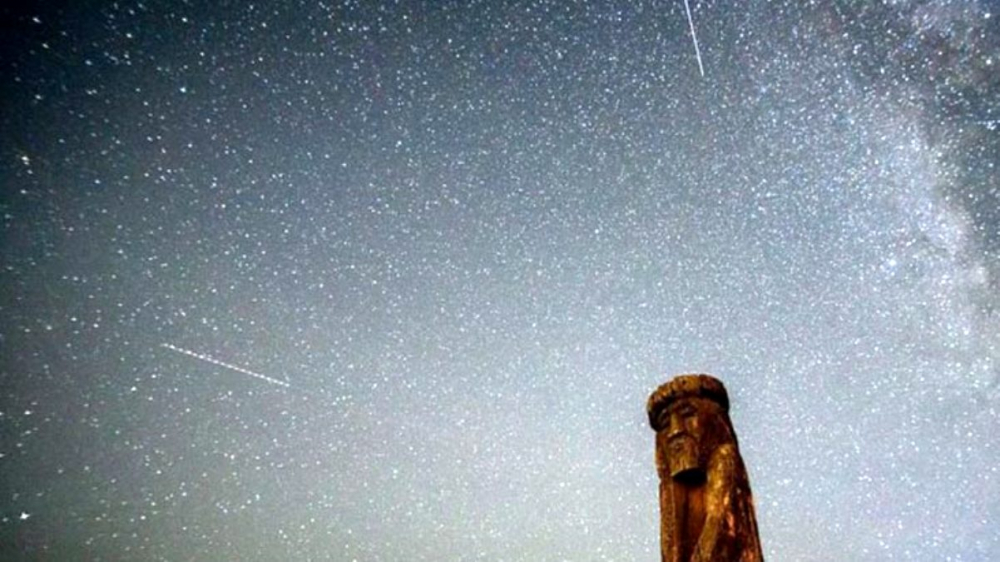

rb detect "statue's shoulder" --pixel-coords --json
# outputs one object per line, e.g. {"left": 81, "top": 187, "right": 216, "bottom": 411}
{"left": 707, "top": 442, "right": 739, "bottom": 480}
{"left": 710, "top": 442, "right": 738, "bottom": 462}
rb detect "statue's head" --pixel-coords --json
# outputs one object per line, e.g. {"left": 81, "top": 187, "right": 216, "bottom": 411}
{"left": 647, "top": 374, "right": 735, "bottom": 483}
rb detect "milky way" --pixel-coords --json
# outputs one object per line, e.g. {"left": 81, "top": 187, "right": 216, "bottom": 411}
{"left": 1, "top": 1, "right": 998, "bottom": 560}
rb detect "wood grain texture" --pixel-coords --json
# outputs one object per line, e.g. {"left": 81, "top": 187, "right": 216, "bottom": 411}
{"left": 649, "top": 375, "right": 763, "bottom": 562}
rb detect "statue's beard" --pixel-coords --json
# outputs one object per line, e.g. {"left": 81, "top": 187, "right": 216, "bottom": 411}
{"left": 667, "top": 435, "right": 704, "bottom": 484}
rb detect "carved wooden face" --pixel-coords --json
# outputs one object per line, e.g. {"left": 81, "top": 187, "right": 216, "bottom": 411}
{"left": 657, "top": 397, "right": 725, "bottom": 482}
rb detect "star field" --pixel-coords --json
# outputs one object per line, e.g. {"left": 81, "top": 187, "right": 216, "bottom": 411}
{"left": 1, "top": 1, "right": 998, "bottom": 560}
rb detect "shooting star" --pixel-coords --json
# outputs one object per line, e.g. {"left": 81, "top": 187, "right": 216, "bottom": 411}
{"left": 161, "top": 343, "right": 291, "bottom": 388}
{"left": 683, "top": 0, "right": 705, "bottom": 77}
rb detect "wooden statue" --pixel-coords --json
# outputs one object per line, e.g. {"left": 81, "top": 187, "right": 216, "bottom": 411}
{"left": 647, "top": 374, "right": 763, "bottom": 562}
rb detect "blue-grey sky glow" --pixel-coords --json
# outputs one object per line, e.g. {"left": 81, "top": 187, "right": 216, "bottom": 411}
{"left": 2, "top": 1, "right": 999, "bottom": 560}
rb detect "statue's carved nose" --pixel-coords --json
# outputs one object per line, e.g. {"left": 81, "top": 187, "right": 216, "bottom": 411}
{"left": 666, "top": 413, "right": 686, "bottom": 439}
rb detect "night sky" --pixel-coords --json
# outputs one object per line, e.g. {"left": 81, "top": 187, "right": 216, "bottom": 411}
{"left": 2, "top": 1, "right": 999, "bottom": 560}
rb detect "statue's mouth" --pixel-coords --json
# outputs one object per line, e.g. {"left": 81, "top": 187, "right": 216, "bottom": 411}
{"left": 667, "top": 433, "right": 693, "bottom": 450}
{"left": 668, "top": 432, "right": 689, "bottom": 441}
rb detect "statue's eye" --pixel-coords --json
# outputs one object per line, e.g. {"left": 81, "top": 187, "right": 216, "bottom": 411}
{"left": 678, "top": 405, "right": 696, "bottom": 418}
{"left": 658, "top": 410, "right": 671, "bottom": 426}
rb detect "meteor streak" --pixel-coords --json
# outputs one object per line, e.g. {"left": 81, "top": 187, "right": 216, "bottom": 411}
{"left": 161, "top": 343, "right": 291, "bottom": 388}
{"left": 683, "top": 0, "right": 705, "bottom": 77}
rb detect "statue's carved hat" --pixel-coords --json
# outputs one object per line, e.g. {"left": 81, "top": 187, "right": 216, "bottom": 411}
{"left": 647, "top": 374, "right": 730, "bottom": 430}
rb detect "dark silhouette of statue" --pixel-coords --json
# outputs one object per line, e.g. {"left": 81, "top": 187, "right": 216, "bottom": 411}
{"left": 647, "top": 374, "right": 763, "bottom": 562}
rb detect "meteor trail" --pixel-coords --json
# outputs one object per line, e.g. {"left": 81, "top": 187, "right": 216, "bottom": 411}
{"left": 161, "top": 343, "right": 291, "bottom": 388}
{"left": 683, "top": 0, "right": 705, "bottom": 77}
